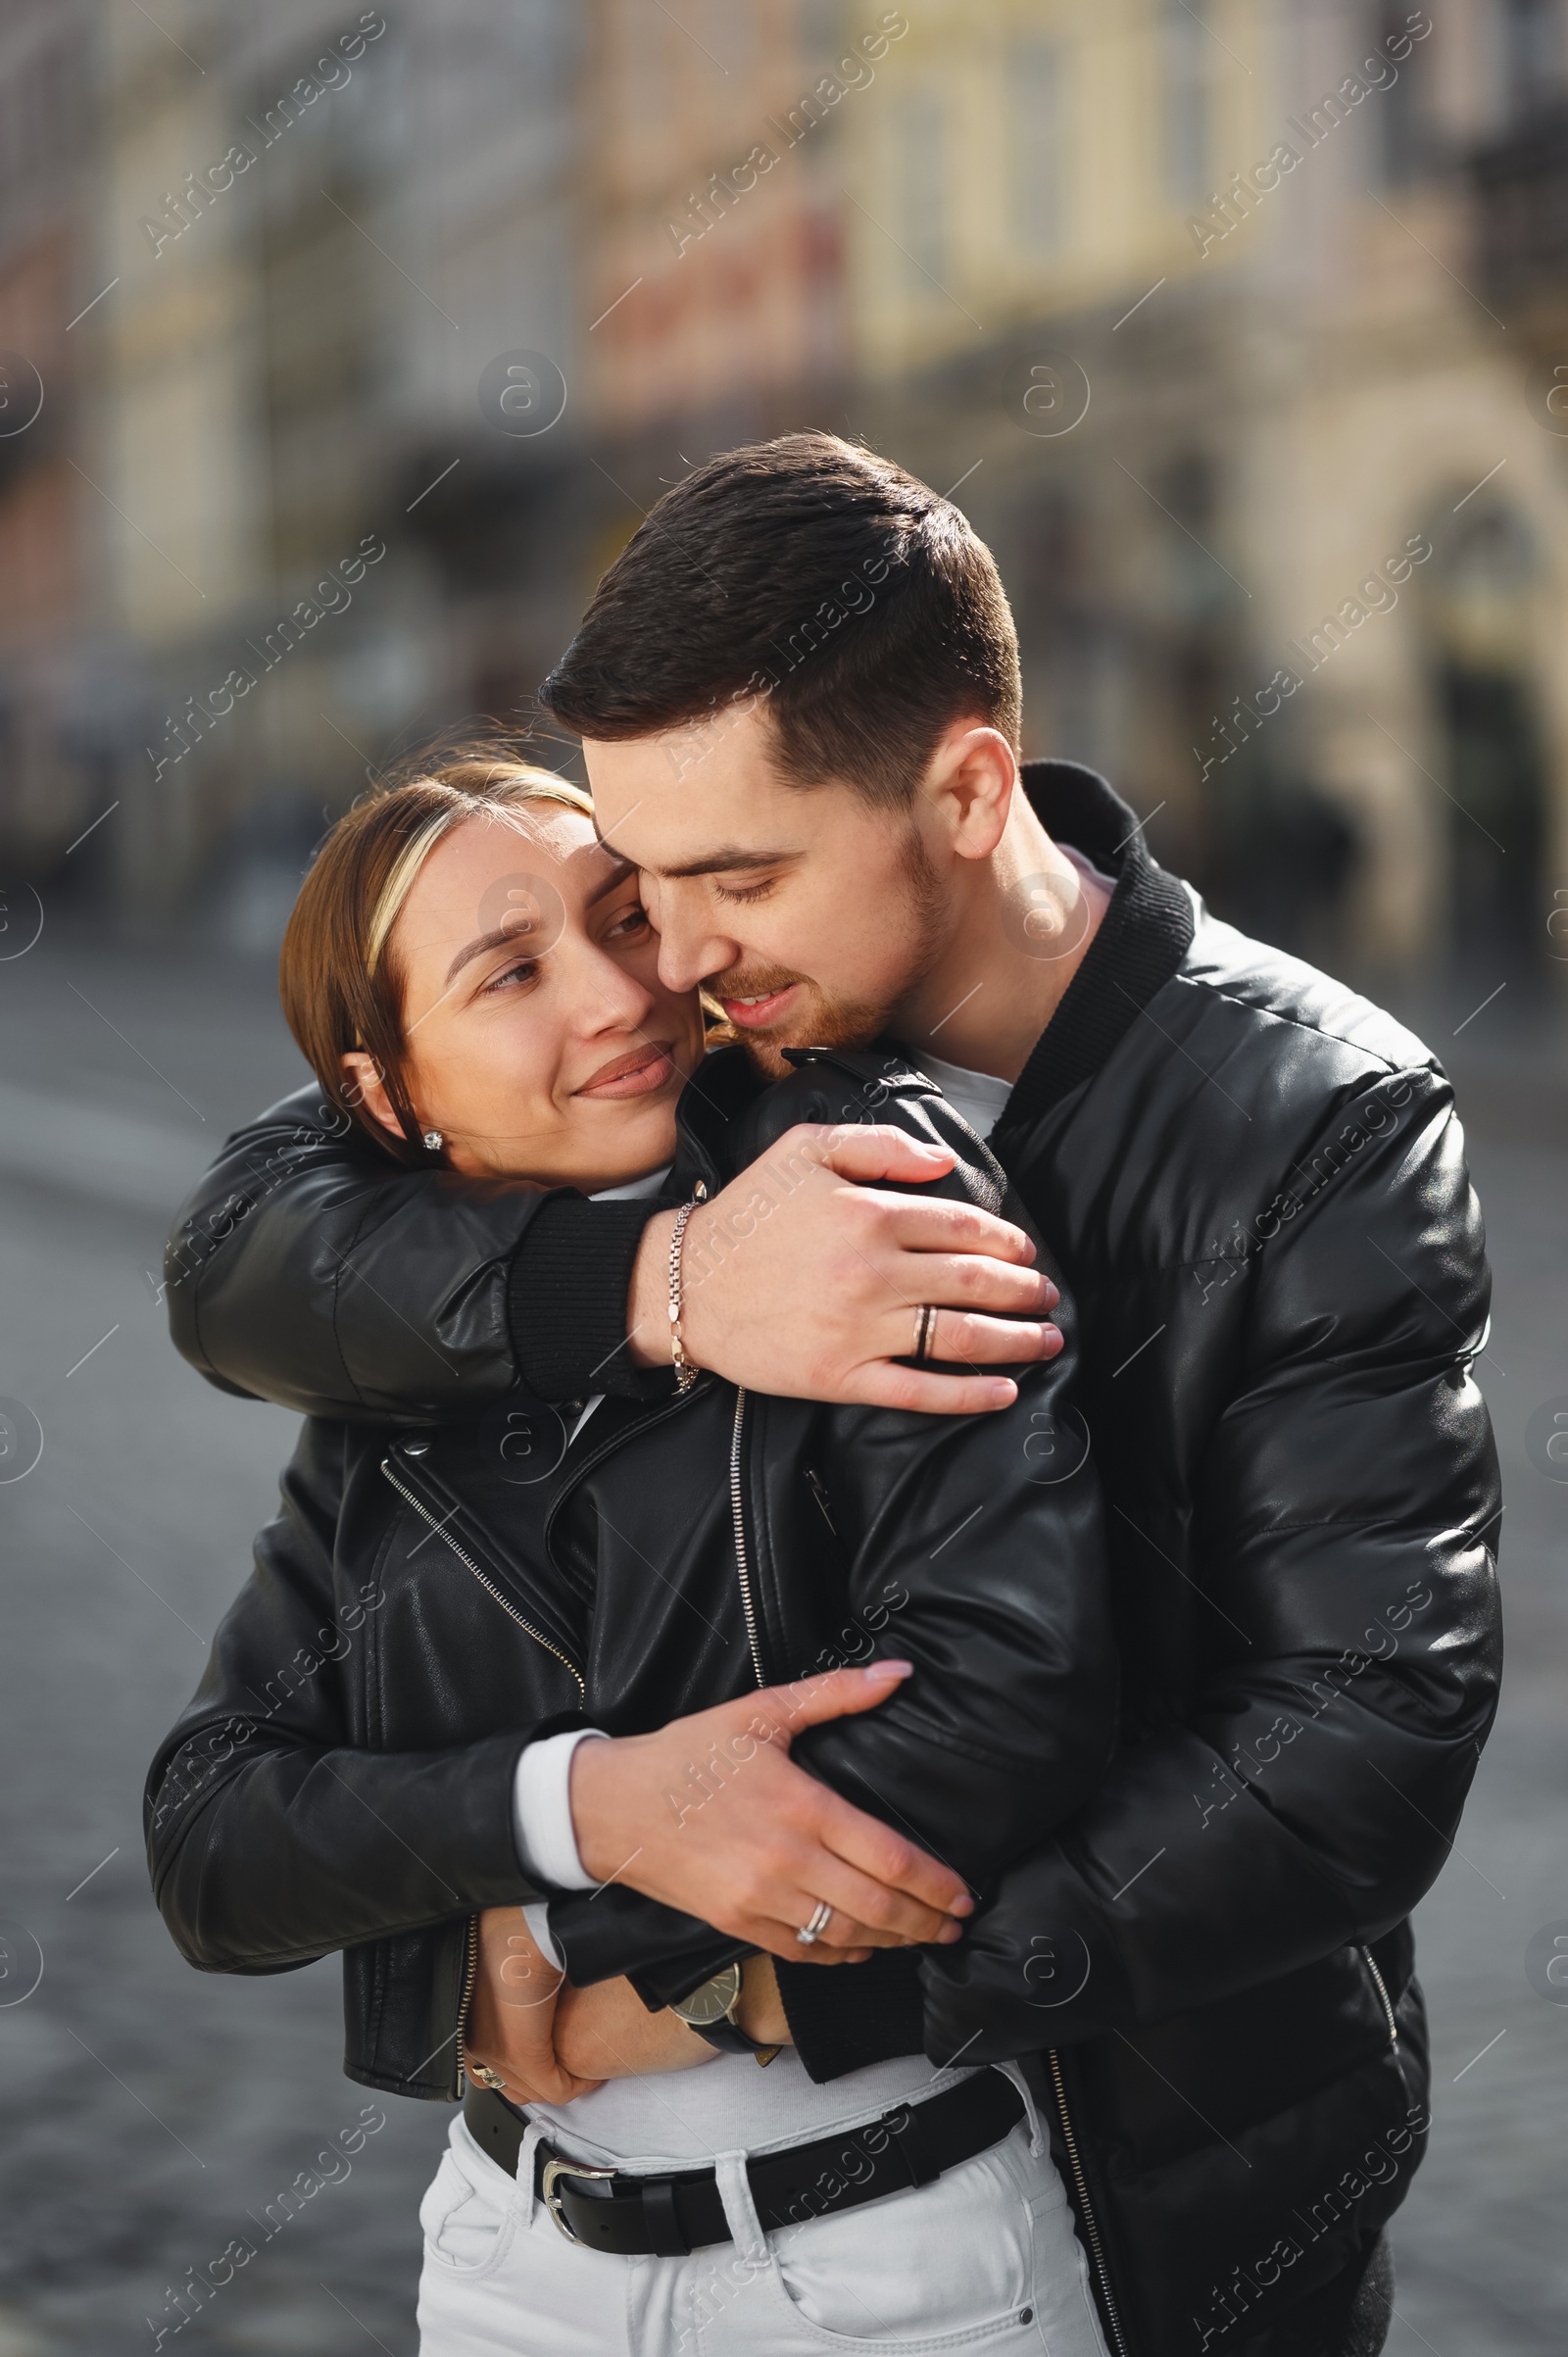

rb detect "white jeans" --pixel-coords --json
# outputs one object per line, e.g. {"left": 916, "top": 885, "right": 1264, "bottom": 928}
{"left": 416, "top": 2077, "right": 1109, "bottom": 2357}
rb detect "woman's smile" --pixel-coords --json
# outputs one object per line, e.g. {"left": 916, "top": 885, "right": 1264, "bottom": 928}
{"left": 574, "top": 1040, "right": 678, "bottom": 1099}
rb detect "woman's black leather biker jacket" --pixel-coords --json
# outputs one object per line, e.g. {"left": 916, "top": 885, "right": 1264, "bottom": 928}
{"left": 145, "top": 1051, "right": 1113, "bottom": 2100}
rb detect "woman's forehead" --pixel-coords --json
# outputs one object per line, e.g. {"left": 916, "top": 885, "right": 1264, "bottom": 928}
{"left": 395, "top": 806, "right": 621, "bottom": 968}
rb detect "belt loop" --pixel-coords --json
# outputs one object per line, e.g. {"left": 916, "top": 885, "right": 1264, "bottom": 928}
{"left": 517, "top": 2121, "right": 547, "bottom": 2225}
{"left": 713, "top": 2149, "right": 769, "bottom": 2267}
{"left": 995, "top": 2062, "right": 1044, "bottom": 2156}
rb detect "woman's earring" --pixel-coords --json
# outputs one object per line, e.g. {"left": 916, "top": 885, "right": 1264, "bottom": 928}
{"left": 422, "top": 1130, "right": 444, "bottom": 1151}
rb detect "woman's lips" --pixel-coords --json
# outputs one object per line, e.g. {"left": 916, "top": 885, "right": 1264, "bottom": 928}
{"left": 576, "top": 1042, "right": 677, "bottom": 1098}
{"left": 717, "top": 984, "right": 798, "bottom": 1029}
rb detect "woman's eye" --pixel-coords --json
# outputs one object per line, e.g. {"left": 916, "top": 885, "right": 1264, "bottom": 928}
{"left": 482, "top": 958, "right": 538, "bottom": 995}
{"left": 607, "top": 905, "right": 652, "bottom": 939}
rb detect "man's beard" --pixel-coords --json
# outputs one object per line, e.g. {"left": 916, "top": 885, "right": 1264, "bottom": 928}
{"left": 708, "top": 829, "right": 945, "bottom": 1079}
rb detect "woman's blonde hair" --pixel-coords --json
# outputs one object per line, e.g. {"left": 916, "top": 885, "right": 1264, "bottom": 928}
{"left": 279, "top": 742, "right": 594, "bottom": 1163}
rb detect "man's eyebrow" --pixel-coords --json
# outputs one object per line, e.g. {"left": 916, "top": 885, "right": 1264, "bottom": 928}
{"left": 583, "top": 857, "right": 636, "bottom": 905}
{"left": 646, "top": 847, "right": 803, "bottom": 880}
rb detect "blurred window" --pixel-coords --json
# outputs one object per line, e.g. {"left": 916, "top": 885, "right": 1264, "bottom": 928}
{"left": 1162, "top": 0, "right": 1209, "bottom": 204}
{"left": 1010, "top": 37, "right": 1066, "bottom": 252}
{"left": 895, "top": 88, "right": 949, "bottom": 286}
{"left": 1375, "top": 0, "right": 1425, "bottom": 182}
{"left": 1501, "top": 0, "right": 1565, "bottom": 122}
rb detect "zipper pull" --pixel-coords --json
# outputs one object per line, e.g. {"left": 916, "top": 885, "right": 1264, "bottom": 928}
{"left": 804, "top": 1467, "right": 837, "bottom": 1535}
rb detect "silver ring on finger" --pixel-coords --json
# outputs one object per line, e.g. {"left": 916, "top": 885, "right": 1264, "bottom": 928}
{"left": 912, "top": 1303, "right": 937, "bottom": 1363}
{"left": 796, "top": 1899, "right": 834, "bottom": 1946}
{"left": 467, "top": 2062, "right": 508, "bottom": 2093}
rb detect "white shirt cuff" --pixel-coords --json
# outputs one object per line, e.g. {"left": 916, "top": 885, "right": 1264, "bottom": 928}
{"left": 521, "top": 1899, "right": 564, "bottom": 1973}
{"left": 511, "top": 1727, "right": 609, "bottom": 1891}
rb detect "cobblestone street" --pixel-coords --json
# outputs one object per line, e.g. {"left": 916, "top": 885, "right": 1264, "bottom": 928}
{"left": 0, "top": 934, "right": 1562, "bottom": 2356}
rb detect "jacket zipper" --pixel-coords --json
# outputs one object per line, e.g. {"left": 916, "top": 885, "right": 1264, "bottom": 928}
{"left": 1360, "top": 1945, "right": 1398, "bottom": 2047}
{"left": 1048, "top": 2048, "right": 1133, "bottom": 2357}
{"left": 454, "top": 1910, "right": 480, "bottom": 2091}
{"left": 378, "top": 1458, "right": 586, "bottom": 1701}
{"left": 729, "top": 1388, "right": 767, "bottom": 1690}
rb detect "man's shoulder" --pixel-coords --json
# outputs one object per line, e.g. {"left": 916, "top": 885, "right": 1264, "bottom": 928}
{"left": 1013, "top": 891, "right": 1457, "bottom": 1256}
{"left": 1169, "top": 893, "right": 1443, "bottom": 1096}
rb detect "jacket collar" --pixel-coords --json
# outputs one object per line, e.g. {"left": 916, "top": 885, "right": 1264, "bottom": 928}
{"left": 993, "top": 760, "right": 1196, "bottom": 1143}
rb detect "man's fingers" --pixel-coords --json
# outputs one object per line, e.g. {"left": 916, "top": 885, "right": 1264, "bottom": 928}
{"left": 795, "top": 1123, "right": 960, "bottom": 1188}
{"left": 847, "top": 1365, "right": 1022, "bottom": 1415}
{"left": 899, "top": 1307, "right": 1061, "bottom": 1367}
{"left": 881, "top": 1215, "right": 1052, "bottom": 1291}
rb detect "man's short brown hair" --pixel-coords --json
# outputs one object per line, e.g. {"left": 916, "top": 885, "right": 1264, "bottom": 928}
{"left": 539, "top": 432, "right": 1021, "bottom": 807}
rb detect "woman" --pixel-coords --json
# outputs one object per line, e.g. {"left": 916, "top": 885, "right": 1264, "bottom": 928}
{"left": 147, "top": 756, "right": 1114, "bottom": 2356}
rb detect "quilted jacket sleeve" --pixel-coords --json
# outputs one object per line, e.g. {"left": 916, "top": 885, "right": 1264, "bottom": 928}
{"left": 920, "top": 1068, "right": 1501, "bottom": 2057}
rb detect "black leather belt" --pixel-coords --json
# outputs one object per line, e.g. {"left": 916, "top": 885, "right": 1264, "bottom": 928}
{"left": 462, "top": 2070, "right": 1023, "bottom": 2258}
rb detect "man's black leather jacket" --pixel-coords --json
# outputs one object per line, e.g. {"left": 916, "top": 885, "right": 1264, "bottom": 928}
{"left": 155, "top": 763, "right": 1502, "bottom": 2357}
{"left": 146, "top": 1055, "right": 1113, "bottom": 2091}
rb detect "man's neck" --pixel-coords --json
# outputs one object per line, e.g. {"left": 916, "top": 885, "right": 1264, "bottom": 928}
{"left": 892, "top": 792, "right": 1113, "bottom": 1083}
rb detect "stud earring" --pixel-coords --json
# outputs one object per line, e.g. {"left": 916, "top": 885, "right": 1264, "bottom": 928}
{"left": 423, "top": 1130, "right": 445, "bottom": 1151}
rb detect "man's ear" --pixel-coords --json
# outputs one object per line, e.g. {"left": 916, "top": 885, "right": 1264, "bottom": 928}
{"left": 340, "top": 1052, "right": 403, "bottom": 1144}
{"left": 920, "top": 723, "right": 1016, "bottom": 860}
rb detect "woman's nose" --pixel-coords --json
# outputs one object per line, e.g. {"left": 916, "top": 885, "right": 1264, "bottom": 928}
{"left": 576, "top": 938, "right": 658, "bottom": 1028}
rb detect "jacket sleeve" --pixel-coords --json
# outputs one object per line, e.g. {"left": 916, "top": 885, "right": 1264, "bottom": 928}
{"left": 919, "top": 1068, "right": 1502, "bottom": 2060}
{"left": 144, "top": 1421, "right": 543, "bottom": 1972}
{"left": 550, "top": 1316, "right": 1116, "bottom": 2013}
{"left": 163, "top": 1086, "right": 664, "bottom": 1418}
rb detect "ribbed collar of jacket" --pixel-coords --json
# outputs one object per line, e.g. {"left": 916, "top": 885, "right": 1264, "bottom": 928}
{"left": 992, "top": 759, "right": 1197, "bottom": 1148}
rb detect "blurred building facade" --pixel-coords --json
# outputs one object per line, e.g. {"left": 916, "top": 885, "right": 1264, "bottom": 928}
{"left": 1, "top": 0, "right": 1566, "bottom": 987}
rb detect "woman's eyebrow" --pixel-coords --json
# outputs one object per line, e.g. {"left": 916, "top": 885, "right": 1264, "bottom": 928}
{"left": 441, "top": 860, "right": 636, "bottom": 986}
{"left": 443, "top": 925, "right": 531, "bottom": 987}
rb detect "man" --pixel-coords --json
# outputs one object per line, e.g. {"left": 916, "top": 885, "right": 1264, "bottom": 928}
{"left": 166, "top": 436, "right": 1499, "bottom": 2356}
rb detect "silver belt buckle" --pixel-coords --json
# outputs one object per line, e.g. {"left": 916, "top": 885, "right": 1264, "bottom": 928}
{"left": 541, "top": 2155, "right": 618, "bottom": 2245}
